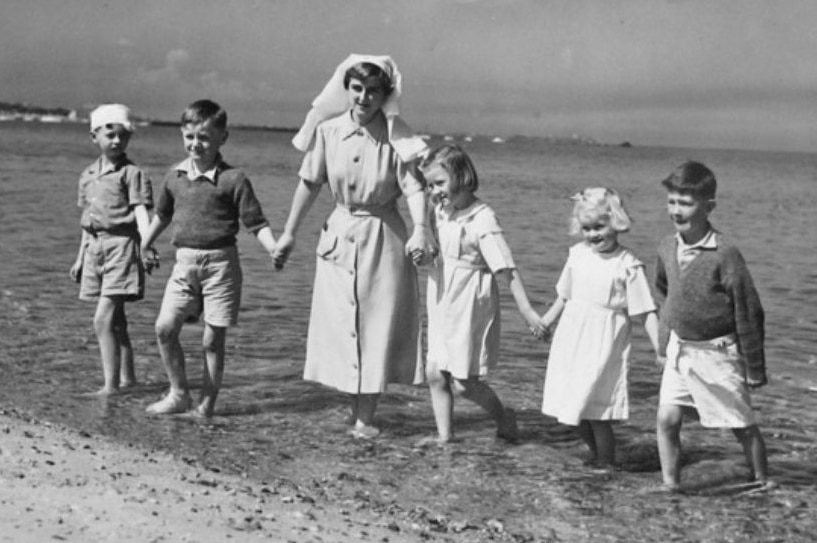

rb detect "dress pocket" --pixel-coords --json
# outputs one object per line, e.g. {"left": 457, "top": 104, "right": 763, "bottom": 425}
{"left": 315, "top": 229, "right": 339, "bottom": 261}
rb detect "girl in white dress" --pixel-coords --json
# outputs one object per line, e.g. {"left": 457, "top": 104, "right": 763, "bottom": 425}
{"left": 541, "top": 188, "right": 660, "bottom": 468}
{"left": 419, "top": 145, "right": 545, "bottom": 445}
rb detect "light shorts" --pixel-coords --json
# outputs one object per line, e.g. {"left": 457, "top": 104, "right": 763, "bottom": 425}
{"left": 158, "top": 246, "right": 242, "bottom": 328}
{"left": 79, "top": 233, "right": 144, "bottom": 302}
{"left": 659, "top": 331, "right": 756, "bottom": 428}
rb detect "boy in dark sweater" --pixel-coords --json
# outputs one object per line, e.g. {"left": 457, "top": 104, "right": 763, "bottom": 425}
{"left": 141, "top": 99, "right": 278, "bottom": 417}
{"left": 654, "top": 161, "right": 772, "bottom": 492}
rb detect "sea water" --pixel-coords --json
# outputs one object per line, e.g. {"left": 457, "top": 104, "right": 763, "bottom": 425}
{"left": 1, "top": 121, "right": 816, "bottom": 528}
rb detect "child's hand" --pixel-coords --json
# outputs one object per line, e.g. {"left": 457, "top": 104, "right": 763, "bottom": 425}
{"left": 271, "top": 233, "right": 295, "bottom": 271}
{"left": 69, "top": 261, "right": 82, "bottom": 283}
{"left": 412, "top": 246, "right": 438, "bottom": 267}
{"left": 523, "top": 311, "right": 548, "bottom": 340}
{"left": 142, "top": 246, "right": 160, "bottom": 275}
{"left": 405, "top": 227, "right": 428, "bottom": 264}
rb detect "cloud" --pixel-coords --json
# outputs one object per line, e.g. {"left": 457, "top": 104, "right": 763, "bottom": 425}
{"left": 136, "top": 49, "right": 251, "bottom": 103}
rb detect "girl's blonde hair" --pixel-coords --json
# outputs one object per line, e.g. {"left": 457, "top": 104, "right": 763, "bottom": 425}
{"left": 568, "top": 187, "right": 632, "bottom": 236}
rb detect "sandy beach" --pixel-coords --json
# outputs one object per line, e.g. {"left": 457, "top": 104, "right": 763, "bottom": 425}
{"left": 0, "top": 407, "right": 429, "bottom": 543}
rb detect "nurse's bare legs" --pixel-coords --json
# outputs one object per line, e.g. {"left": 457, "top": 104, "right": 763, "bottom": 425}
{"left": 350, "top": 394, "right": 380, "bottom": 438}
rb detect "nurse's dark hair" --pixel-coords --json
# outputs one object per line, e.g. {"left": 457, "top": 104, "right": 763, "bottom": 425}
{"left": 421, "top": 144, "right": 479, "bottom": 193}
{"left": 343, "top": 62, "right": 394, "bottom": 95}
{"left": 180, "top": 99, "right": 228, "bottom": 131}
{"left": 661, "top": 160, "right": 717, "bottom": 200}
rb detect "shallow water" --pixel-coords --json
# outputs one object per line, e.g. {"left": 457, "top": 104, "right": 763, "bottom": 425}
{"left": 2, "top": 122, "right": 816, "bottom": 541}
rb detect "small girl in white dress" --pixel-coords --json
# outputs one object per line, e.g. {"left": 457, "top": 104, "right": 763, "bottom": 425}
{"left": 541, "top": 187, "right": 660, "bottom": 468}
{"left": 419, "top": 145, "right": 545, "bottom": 445}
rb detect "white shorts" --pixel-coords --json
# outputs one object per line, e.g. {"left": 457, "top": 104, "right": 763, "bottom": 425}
{"left": 659, "top": 331, "right": 756, "bottom": 428}
{"left": 158, "top": 247, "right": 242, "bottom": 328}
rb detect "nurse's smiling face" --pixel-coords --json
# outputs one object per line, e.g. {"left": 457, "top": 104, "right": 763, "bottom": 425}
{"left": 347, "top": 76, "right": 388, "bottom": 126}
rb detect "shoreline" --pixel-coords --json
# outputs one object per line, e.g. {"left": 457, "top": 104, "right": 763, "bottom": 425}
{"left": 0, "top": 406, "right": 424, "bottom": 543}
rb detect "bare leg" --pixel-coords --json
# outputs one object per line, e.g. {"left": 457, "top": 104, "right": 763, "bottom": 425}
{"left": 578, "top": 420, "right": 598, "bottom": 463}
{"left": 147, "top": 310, "right": 192, "bottom": 414}
{"left": 427, "top": 368, "right": 454, "bottom": 442}
{"left": 657, "top": 404, "right": 684, "bottom": 489}
{"left": 732, "top": 424, "right": 769, "bottom": 482}
{"left": 197, "top": 324, "right": 226, "bottom": 417}
{"left": 113, "top": 303, "right": 137, "bottom": 387}
{"left": 347, "top": 396, "right": 358, "bottom": 424}
{"left": 356, "top": 394, "right": 379, "bottom": 426}
{"left": 457, "top": 377, "right": 518, "bottom": 441}
{"left": 589, "top": 421, "right": 616, "bottom": 467}
{"left": 349, "top": 394, "right": 381, "bottom": 438}
{"left": 93, "top": 295, "right": 124, "bottom": 395}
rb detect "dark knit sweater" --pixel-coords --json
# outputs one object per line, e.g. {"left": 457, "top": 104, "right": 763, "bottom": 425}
{"left": 156, "top": 160, "right": 269, "bottom": 249}
{"left": 654, "top": 232, "right": 766, "bottom": 382}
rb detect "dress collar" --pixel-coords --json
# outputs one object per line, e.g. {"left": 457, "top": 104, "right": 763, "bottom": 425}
{"left": 339, "top": 110, "right": 388, "bottom": 144}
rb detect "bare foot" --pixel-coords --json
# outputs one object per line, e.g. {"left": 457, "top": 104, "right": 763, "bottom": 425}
{"left": 642, "top": 483, "right": 682, "bottom": 495}
{"left": 348, "top": 421, "right": 380, "bottom": 439}
{"left": 497, "top": 408, "right": 519, "bottom": 443}
{"left": 146, "top": 392, "right": 192, "bottom": 415}
{"left": 196, "top": 398, "right": 215, "bottom": 418}
{"left": 84, "top": 386, "right": 118, "bottom": 397}
{"left": 119, "top": 380, "right": 137, "bottom": 389}
{"left": 414, "top": 435, "right": 454, "bottom": 449}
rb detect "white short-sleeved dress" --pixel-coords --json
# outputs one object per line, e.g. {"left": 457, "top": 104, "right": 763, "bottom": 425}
{"left": 542, "top": 242, "right": 656, "bottom": 425}
{"left": 426, "top": 200, "right": 516, "bottom": 380}
{"left": 298, "top": 111, "right": 424, "bottom": 394}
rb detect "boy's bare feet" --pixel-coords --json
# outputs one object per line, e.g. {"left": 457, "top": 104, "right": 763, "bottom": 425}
{"left": 497, "top": 408, "right": 519, "bottom": 443}
{"left": 414, "top": 435, "right": 454, "bottom": 449}
{"left": 119, "top": 380, "right": 137, "bottom": 389}
{"left": 348, "top": 421, "right": 380, "bottom": 439}
{"left": 85, "top": 386, "right": 118, "bottom": 396}
{"left": 196, "top": 398, "right": 215, "bottom": 418}
{"left": 146, "top": 392, "right": 192, "bottom": 415}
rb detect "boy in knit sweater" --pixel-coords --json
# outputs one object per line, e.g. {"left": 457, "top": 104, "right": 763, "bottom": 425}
{"left": 654, "top": 161, "right": 772, "bottom": 492}
{"left": 141, "top": 99, "right": 278, "bottom": 417}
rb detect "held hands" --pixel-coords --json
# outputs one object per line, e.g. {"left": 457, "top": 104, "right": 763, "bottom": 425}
{"left": 525, "top": 311, "right": 549, "bottom": 341}
{"left": 655, "top": 355, "right": 667, "bottom": 369}
{"left": 271, "top": 232, "right": 295, "bottom": 271}
{"left": 142, "top": 246, "right": 160, "bottom": 275}
{"left": 405, "top": 225, "right": 430, "bottom": 266}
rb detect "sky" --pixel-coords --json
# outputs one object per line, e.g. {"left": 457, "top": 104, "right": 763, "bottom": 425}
{"left": 2, "top": 0, "right": 817, "bottom": 153}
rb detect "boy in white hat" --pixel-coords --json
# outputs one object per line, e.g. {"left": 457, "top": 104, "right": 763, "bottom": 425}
{"left": 70, "top": 103, "right": 155, "bottom": 394}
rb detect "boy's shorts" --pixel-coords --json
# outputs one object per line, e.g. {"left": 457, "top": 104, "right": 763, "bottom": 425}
{"left": 79, "top": 233, "right": 144, "bottom": 302}
{"left": 158, "top": 246, "right": 242, "bottom": 328}
{"left": 659, "top": 331, "right": 756, "bottom": 428}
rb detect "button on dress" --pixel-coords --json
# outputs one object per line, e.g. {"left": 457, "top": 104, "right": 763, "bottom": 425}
{"left": 298, "top": 111, "right": 424, "bottom": 394}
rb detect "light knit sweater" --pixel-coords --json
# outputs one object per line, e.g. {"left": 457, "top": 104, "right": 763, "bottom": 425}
{"left": 654, "top": 231, "right": 766, "bottom": 383}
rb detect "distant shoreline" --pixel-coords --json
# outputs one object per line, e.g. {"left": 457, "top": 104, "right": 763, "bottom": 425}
{"left": 1, "top": 100, "right": 626, "bottom": 148}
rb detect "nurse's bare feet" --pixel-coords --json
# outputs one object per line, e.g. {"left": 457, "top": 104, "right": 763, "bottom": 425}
{"left": 349, "top": 421, "right": 380, "bottom": 439}
{"left": 146, "top": 392, "right": 192, "bottom": 415}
